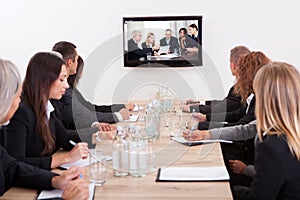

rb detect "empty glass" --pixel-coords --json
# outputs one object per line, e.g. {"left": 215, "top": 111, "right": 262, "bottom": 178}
{"left": 89, "top": 150, "right": 106, "bottom": 186}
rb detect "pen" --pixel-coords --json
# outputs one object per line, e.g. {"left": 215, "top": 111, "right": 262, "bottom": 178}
{"left": 69, "top": 140, "right": 77, "bottom": 146}
{"left": 186, "top": 101, "right": 200, "bottom": 105}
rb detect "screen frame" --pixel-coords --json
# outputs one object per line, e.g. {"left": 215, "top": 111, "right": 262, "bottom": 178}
{"left": 123, "top": 15, "right": 203, "bottom": 68}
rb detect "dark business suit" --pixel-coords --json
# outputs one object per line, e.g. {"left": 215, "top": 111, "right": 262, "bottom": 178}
{"left": 248, "top": 134, "right": 300, "bottom": 199}
{"left": 0, "top": 145, "right": 56, "bottom": 195}
{"left": 198, "top": 96, "right": 255, "bottom": 130}
{"left": 4, "top": 101, "right": 82, "bottom": 170}
{"left": 127, "top": 39, "right": 152, "bottom": 61}
{"left": 60, "top": 87, "right": 123, "bottom": 130}
{"left": 190, "top": 86, "right": 242, "bottom": 114}
{"left": 159, "top": 36, "right": 179, "bottom": 53}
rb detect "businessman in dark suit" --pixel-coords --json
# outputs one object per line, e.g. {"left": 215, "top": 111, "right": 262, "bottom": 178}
{"left": 127, "top": 30, "right": 159, "bottom": 61}
{"left": 159, "top": 29, "right": 179, "bottom": 53}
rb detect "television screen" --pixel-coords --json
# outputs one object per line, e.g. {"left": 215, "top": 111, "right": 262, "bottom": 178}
{"left": 123, "top": 15, "right": 203, "bottom": 67}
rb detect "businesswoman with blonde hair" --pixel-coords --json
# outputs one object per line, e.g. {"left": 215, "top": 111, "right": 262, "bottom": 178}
{"left": 246, "top": 62, "right": 300, "bottom": 199}
{"left": 4, "top": 52, "right": 89, "bottom": 170}
{"left": 0, "top": 58, "right": 89, "bottom": 199}
{"left": 142, "top": 32, "right": 156, "bottom": 48}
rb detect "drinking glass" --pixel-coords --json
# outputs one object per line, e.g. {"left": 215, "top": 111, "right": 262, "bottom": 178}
{"left": 89, "top": 150, "right": 106, "bottom": 186}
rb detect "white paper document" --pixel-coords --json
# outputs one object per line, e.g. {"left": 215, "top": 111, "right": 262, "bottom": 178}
{"left": 37, "top": 183, "right": 95, "bottom": 200}
{"left": 158, "top": 54, "right": 179, "bottom": 59}
{"left": 132, "top": 105, "right": 144, "bottom": 112}
{"left": 123, "top": 114, "right": 139, "bottom": 122}
{"left": 157, "top": 166, "right": 229, "bottom": 181}
{"left": 60, "top": 149, "right": 112, "bottom": 169}
{"left": 158, "top": 45, "right": 170, "bottom": 54}
{"left": 171, "top": 136, "right": 232, "bottom": 146}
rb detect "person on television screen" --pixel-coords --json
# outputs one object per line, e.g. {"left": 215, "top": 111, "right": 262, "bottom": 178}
{"left": 159, "top": 29, "right": 179, "bottom": 54}
{"left": 178, "top": 27, "right": 198, "bottom": 53}
{"left": 127, "top": 30, "right": 159, "bottom": 61}
{"left": 188, "top": 24, "right": 199, "bottom": 44}
{"left": 142, "top": 32, "right": 160, "bottom": 56}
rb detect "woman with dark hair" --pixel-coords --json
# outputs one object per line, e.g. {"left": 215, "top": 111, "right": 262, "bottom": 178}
{"left": 60, "top": 56, "right": 132, "bottom": 131}
{"left": 4, "top": 52, "right": 89, "bottom": 170}
{"left": 0, "top": 58, "right": 89, "bottom": 199}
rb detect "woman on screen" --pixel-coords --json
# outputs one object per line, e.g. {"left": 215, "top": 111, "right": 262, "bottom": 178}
{"left": 142, "top": 32, "right": 156, "bottom": 48}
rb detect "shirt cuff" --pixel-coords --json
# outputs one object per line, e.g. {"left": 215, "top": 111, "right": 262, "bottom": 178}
{"left": 114, "top": 112, "right": 123, "bottom": 121}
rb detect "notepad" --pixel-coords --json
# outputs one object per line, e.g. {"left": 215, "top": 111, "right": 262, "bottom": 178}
{"left": 123, "top": 114, "right": 139, "bottom": 122}
{"left": 37, "top": 183, "right": 95, "bottom": 200}
{"left": 171, "top": 136, "right": 232, "bottom": 146}
{"left": 156, "top": 166, "right": 229, "bottom": 182}
{"left": 132, "top": 105, "right": 144, "bottom": 112}
{"left": 59, "top": 149, "right": 112, "bottom": 169}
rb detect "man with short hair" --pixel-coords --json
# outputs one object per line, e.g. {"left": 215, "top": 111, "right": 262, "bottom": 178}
{"left": 160, "top": 29, "right": 179, "bottom": 53}
{"left": 52, "top": 41, "right": 78, "bottom": 75}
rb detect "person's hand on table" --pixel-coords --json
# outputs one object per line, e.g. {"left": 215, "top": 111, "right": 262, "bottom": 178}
{"left": 62, "top": 178, "right": 89, "bottom": 200}
{"left": 126, "top": 102, "right": 135, "bottom": 111}
{"left": 119, "top": 108, "right": 130, "bottom": 120}
{"left": 67, "top": 142, "right": 89, "bottom": 162}
{"left": 183, "top": 130, "right": 211, "bottom": 141}
{"left": 192, "top": 112, "right": 207, "bottom": 122}
{"left": 99, "top": 123, "right": 113, "bottom": 131}
{"left": 51, "top": 166, "right": 84, "bottom": 190}
{"left": 228, "top": 160, "right": 247, "bottom": 174}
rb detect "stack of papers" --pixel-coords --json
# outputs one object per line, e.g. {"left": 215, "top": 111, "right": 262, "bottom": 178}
{"left": 171, "top": 136, "right": 232, "bottom": 146}
{"left": 37, "top": 183, "right": 95, "bottom": 200}
{"left": 156, "top": 166, "right": 229, "bottom": 182}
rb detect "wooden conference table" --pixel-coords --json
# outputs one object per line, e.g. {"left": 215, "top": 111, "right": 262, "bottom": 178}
{"left": 1, "top": 114, "right": 233, "bottom": 200}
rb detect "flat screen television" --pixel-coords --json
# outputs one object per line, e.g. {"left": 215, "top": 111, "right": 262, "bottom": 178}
{"left": 123, "top": 15, "right": 203, "bottom": 67}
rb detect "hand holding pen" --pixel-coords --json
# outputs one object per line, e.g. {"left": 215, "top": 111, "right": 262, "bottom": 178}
{"left": 68, "top": 140, "right": 89, "bottom": 162}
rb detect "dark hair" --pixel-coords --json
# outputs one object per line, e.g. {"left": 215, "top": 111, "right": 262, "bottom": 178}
{"left": 52, "top": 41, "right": 77, "bottom": 63}
{"left": 22, "top": 52, "right": 65, "bottom": 155}
{"left": 189, "top": 24, "right": 198, "bottom": 31}
{"left": 179, "top": 28, "right": 187, "bottom": 35}
{"left": 68, "top": 55, "right": 84, "bottom": 88}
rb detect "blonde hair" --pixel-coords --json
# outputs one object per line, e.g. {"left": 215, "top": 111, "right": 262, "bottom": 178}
{"left": 145, "top": 32, "right": 155, "bottom": 47}
{"left": 0, "top": 59, "right": 21, "bottom": 123}
{"left": 254, "top": 61, "right": 300, "bottom": 160}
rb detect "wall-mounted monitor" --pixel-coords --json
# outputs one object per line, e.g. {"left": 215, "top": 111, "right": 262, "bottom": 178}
{"left": 123, "top": 15, "right": 203, "bottom": 67}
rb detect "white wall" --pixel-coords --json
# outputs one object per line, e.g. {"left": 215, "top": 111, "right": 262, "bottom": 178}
{"left": 1, "top": 0, "right": 300, "bottom": 104}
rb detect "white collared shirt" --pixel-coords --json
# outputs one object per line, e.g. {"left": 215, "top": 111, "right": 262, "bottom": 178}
{"left": 46, "top": 100, "right": 55, "bottom": 121}
{"left": 246, "top": 93, "right": 255, "bottom": 114}
{"left": 0, "top": 121, "right": 10, "bottom": 126}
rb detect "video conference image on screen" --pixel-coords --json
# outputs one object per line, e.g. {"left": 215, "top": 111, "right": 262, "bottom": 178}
{"left": 123, "top": 16, "right": 203, "bottom": 67}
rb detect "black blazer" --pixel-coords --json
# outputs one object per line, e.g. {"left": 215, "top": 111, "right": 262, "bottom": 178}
{"left": 190, "top": 86, "right": 242, "bottom": 114}
{"left": 250, "top": 134, "right": 300, "bottom": 199}
{"left": 60, "top": 87, "right": 122, "bottom": 130}
{"left": 127, "top": 39, "right": 152, "bottom": 61}
{"left": 159, "top": 36, "right": 179, "bottom": 53}
{"left": 0, "top": 145, "right": 55, "bottom": 195}
{"left": 4, "top": 101, "right": 81, "bottom": 170}
{"left": 198, "top": 96, "right": 255, "bottom": 130}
